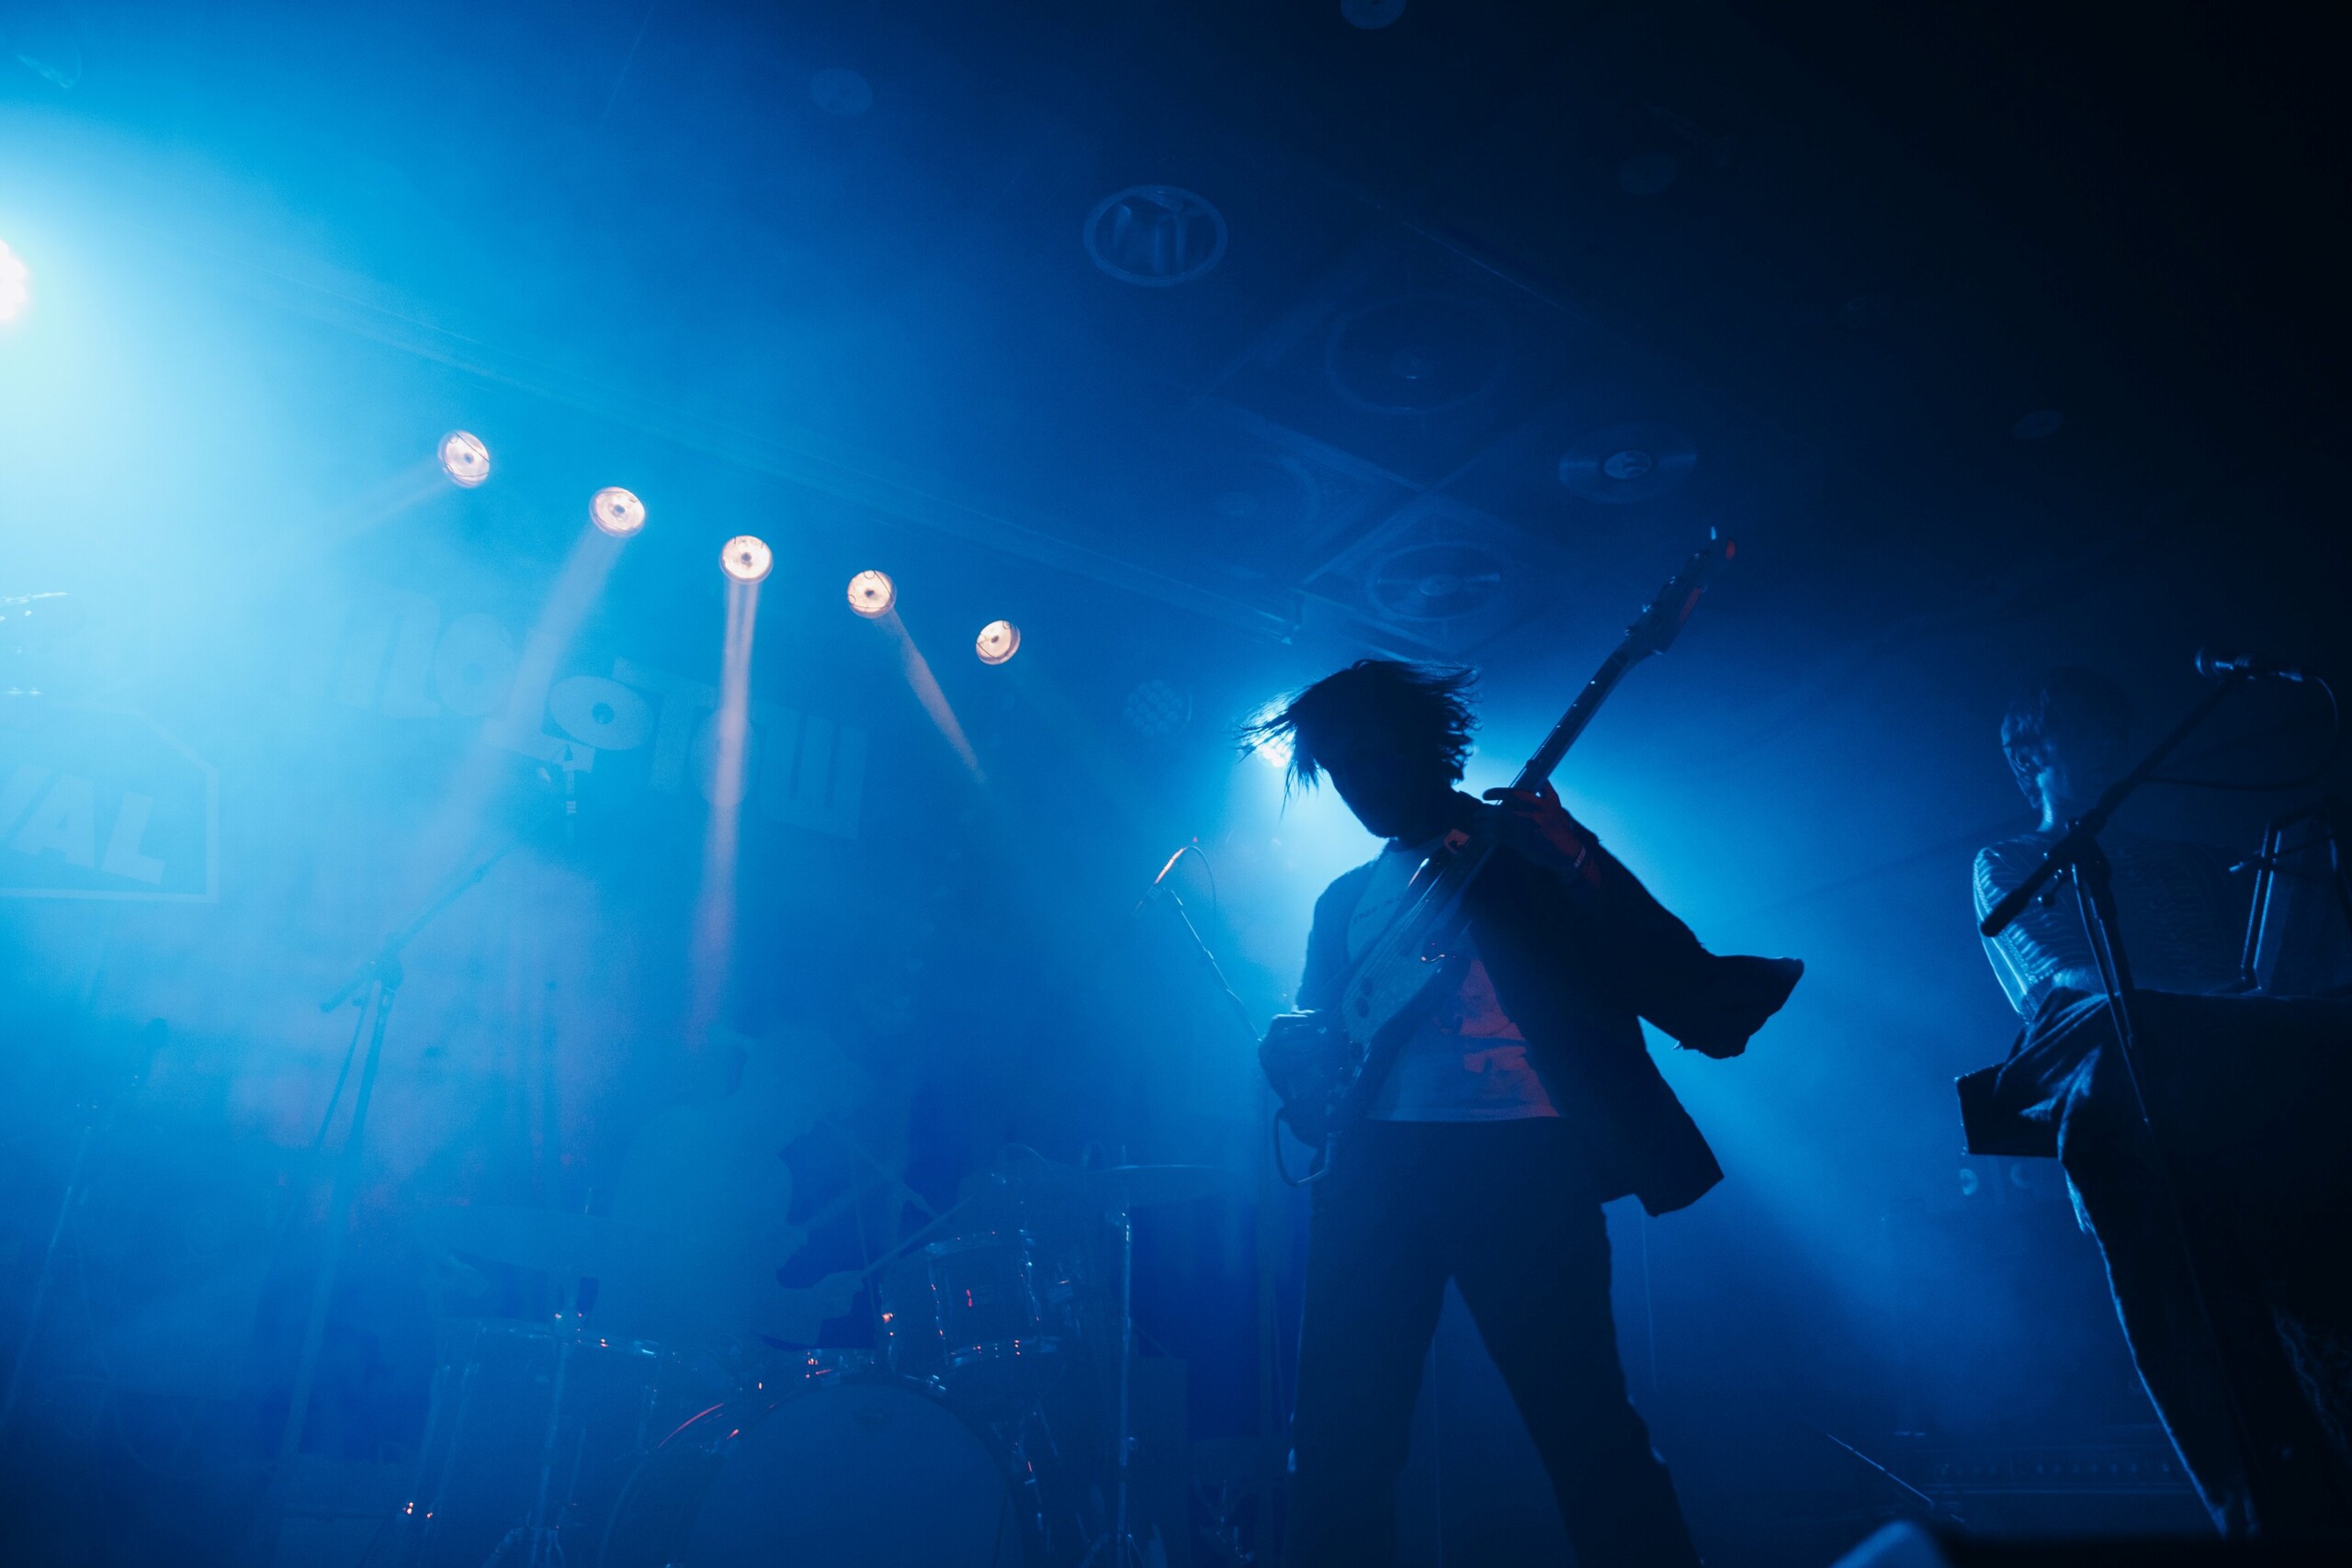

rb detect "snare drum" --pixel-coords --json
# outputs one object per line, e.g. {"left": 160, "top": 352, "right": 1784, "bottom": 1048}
{"left": 879, "top": 1229, "right": 1073, "bottom": 1394}
{"left": 763, "top": 1345, "right": 876, "bottom": 1391}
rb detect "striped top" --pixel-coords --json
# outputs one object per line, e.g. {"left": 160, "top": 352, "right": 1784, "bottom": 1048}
{"left": 1973, "top": 829, "right": 2246, "bottom": 1016}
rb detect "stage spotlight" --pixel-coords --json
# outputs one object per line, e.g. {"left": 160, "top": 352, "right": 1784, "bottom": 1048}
{"left": 720, "top": 535, "right": 773, "bottom": 583}
{"left": 591, "top": 487, "right": 647, "bottom": 537}
{"left": 437, "top": 431, "right": 490, "bottom": 488}
{"left": 975, "top": 620, "right": 1021, "bottom": 666}
{"left": 1123, "top": 679, "right": 1192, "bottom": 739}
{"left": 0, "top": 242, "right": 28, "bottom": 322}
{"left": 847, "top": 570, "right": 896, "bottom": 618}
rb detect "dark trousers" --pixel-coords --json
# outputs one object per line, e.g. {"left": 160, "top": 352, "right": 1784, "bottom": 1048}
{"left": 1286, "top": 1119, "right": 1700, "bottom": 1568}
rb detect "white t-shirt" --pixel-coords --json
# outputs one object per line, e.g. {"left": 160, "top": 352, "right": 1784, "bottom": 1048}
{"left": 1344, "top": 840, "right": 1559, "bottom": 1122}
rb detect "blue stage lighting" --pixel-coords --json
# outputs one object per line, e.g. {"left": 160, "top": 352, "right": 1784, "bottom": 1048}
{"left": 591, "top": 486, "right": 646, "bottom": 536}
{"left": 438, "top": 431, "right": 490, "bottom": 488}
{"left": 847, "top": 570, "right": 895, "bottom": 618}
{"left": 975, "top": 620, "right": 1020, "bottom": 665}
{"left": 721, "top": 535, "right": 773, "bottom": 583}
{"left": 1245, "top": 701, "right": 1293, "bottom": 770}
{"left": 0, "top": 242, "right": 28, "bottom": 322}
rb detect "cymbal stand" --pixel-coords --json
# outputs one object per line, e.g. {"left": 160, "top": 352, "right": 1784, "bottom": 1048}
{"left": 1137, "top": 857, "right": 1285, "bottom": 1557}
{"left": 0, "top": 1021, "right": 160, "bottom": 1433}
{"left": 260, "top": 849, "right": 507, "bottom": 1553}
{"left": 483, "top": 1285, "right": 582, "bottom": 1568}
{"left": 275, "top": 961, "right": 402, "bottom": 1474}
{"left": 0, "top": 1112, "right": 96, "bottom": 1431}
{"left": 1080, "top": 1190, "right": 1147, "bottom": 1568}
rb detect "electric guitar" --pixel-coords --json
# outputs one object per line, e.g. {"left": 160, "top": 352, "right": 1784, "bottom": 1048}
{"left": 1259, "top": 533, "right": 1737, "bottom": 1177}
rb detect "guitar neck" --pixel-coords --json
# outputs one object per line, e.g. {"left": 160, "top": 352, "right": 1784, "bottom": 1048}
{"left": 1505, "top": 532, "right": 1730, "bottom": 794}
{"left": 1508, "top": 646, "right": 1643, "bottom": 792}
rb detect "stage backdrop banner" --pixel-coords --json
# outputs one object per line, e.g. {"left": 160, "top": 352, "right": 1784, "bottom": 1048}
{"left": 0, "top": 705, "right": 218, "bottom": 901}
{"left": 289, "top": 578, "right": 868, "bottom": 840}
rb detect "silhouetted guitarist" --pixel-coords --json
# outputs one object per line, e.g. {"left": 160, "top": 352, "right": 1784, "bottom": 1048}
{"left": 1250, "top": 660, "right": 1800, "bottom": 1568}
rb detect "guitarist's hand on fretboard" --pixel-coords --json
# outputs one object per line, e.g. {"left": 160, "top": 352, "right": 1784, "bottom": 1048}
{"left": 1481, "top": 781, "right": 1605, "bottom": 889}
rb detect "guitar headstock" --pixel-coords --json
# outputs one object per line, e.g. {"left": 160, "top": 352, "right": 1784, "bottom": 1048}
{"left": 1623, "top": 531, "right": 1735, "bottom": 661}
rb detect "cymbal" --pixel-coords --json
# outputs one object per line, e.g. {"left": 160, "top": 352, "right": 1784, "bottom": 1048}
{"left": 432, "top": 1205, "right": 652, "bottom": 1280}
{"left": 1070, "top": 1165, "right": 1243, "bottom": 1208}
{"left": 972, "top": 1161, "right": 1243, "bottom": 1212}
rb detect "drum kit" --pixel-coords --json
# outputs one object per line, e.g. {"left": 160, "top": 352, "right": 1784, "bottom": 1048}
{"left": 394, "top": 1157, "right": 1241, "bottom": 1568}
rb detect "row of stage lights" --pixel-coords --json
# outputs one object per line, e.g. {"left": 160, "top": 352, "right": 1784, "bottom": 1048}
{"left": 439, "top": 430, "right": 1022, "bottom": 665}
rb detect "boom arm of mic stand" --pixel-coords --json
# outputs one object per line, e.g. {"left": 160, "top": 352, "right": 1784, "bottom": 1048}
{"left": 1981, "top": 670, "right": 2253, "bottom": 942}
{"left": 318, "top": 846, "right": 511, "bottom": 1010}
{"left": 1155, "top": 886, "right": 1264, "bottom": 1047}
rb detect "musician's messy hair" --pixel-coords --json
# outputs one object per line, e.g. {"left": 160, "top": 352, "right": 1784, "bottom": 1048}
{"left": 1241, "top": 660, "right": 1479, "bottom": 793}
{"left": 2001, "top": 667, "right": 2133, "bottom": 807}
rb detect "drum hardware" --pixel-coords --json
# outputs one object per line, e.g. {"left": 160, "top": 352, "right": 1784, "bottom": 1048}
{"left": 0, "top": 1102, "right": 99, "bottom": 1434}
{"left": 1078, "top": 1188, "right": 1145, "bottom": 1568}
{"left": 408, "top": 1210, "right": 674, "bottom": 1568}
{"left": 879, "top": 1228, "right": 1072, "bottom": 1397}
{"left": 275, "top": 846, "right": 511, "bottom": 1512}
{"left": 401, "top": 1319, "right": 715, "bottom": 1568}
{"left": 594, "top": 1375, "right": 1031, "bottom": 1567}
{"left": 1069, "top": 1164, "right": 1248, "bottom": 1566}
{"left": 421, "top": 1213, "right": 631, "bottom": 1567}
{"left": 1128, "top": 854, "right": 1296, "bottom": 1520}
{"left": 865, "top": 1164, "right": 1236, "bottom": 1391}
{"left": 403, "top": 1153, "right": 1245, "bottom": 1566}
{"left": 1188, "top": 1437, "right": 1285, "bottom": 1566}
{"left": 989, "top": 1389, "right": 1080, "bottom": 1560}
{"left": 433, "top": 1207, "right": 656, "bottom": 1283}
{"left": 483, "top": 1291, "right": 586, "bottom": 1568}
{"left": 777, "top": 1346, "right": 877, "bottom": 1387}
{"left": 0, "top": 1020, "right": 166, "bottom": 1435}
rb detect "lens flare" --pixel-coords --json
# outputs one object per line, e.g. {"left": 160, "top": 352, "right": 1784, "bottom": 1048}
{"left": 847, "top": 570, "right": 896, "bottom": 618}
{"left": 720, "top": 535, "right": 773, "bottom": 583}
{"left": 975, "top": 620, "right": 1021, "bottom": 666}
{"left": 437, "top": 431, "right": 491, "bottom": 488}
{"left": 591, "top": 487, "right": 646, "bottom": 537}
{"left": 1246, "top": 699, "right": 1293, "bottom": 770}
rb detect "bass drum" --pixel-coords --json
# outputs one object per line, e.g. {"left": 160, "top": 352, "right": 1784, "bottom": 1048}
{"left": 597, "top": 1378, "right": 1030, "bottom": 1568}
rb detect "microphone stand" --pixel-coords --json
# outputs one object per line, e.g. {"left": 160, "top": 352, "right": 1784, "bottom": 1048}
{"left": 1, "top": 1018, "right": 170, "bottom": 1432}
{"left": 1127, "top": 852, "right": 1283, "bottom": 1567}
{"left": 1979, "top": 671, "right": 2266, "bottom": 1523}
{"left": 1980, "top": 671, "right": 2254, "bottom": 943}
{"left": 1136, "top": 851, "right": 1265, "bottom": 1050}
{"left": 2234, "top": 794, "right": 2352, "bottom": 992}
{"left": 262, "top": 848, "right": 510, "bottom": 1531}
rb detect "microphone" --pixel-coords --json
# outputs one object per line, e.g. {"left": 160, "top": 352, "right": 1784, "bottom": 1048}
{"left": 2194, "top": 649, "right": 2308, "bottom": 683}
{"left": 1128, "top": 846, "right": 1191, "bottom": 919}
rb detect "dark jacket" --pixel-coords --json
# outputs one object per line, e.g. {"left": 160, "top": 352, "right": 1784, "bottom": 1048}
{"left": 1297, "top": 795, "right": 1801, "bottom": 1214}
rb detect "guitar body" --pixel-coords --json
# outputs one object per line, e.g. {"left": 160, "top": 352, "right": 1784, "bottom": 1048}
{"left": 1259, "top": 535, "right": 1736, "bottom": 1178}
{"left": 1261, "top": 836, "right": 1484, "bottom": 1149}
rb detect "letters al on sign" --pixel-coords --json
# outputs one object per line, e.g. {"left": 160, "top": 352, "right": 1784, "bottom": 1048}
{"left": 0, "top": 708, "right": 218, "bottom": 902}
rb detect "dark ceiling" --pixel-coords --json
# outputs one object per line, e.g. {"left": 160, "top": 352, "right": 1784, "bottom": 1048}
{"left": 7, "top": 0, "right": 2347, "bottom": 679}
